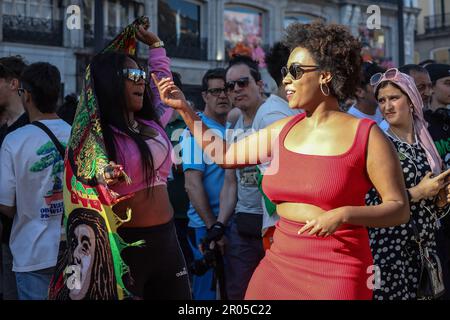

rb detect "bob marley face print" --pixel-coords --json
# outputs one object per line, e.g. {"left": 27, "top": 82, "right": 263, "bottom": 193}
{"left": 67, "top": 208, "right": 116, "bottom": 300}
{"left": 49, "top": 208, "right": 118, "bottom": 300}
{"left": 69, "top": 223, "right": 96, "bottom": 299}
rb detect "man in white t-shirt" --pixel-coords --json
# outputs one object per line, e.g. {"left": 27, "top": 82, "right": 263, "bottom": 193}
{"left": 347, "top": 61, "right": 388, "bottom": 130}
{"left": 254, "top": 42, "right": 300, "bottom": 249}
{"left": 0, "top": 62, "right": 71, "bottom": 300}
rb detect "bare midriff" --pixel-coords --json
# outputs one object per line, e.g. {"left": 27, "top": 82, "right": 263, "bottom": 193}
{"left": 276, "top": 202, "right": 325, "bottom": 223}
{"left": 113, "top": 185, "right": 173, "bottom": 228}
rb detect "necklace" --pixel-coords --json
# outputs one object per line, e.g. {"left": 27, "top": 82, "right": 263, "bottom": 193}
{"left": 388, "top": 127, "right": 417, "bottom": 145}
{"left": 388, "top": 127, "right": 419, "bottom": 161}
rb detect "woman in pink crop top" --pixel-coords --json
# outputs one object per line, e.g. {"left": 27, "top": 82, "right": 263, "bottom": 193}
{"left": 90, "top": 26, "right": 191, "bottom": 299}
{"left": 155, "top": 22, "right": 410, "bottom": 300}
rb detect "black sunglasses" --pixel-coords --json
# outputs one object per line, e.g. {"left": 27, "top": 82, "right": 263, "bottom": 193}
{"left": 121, "top": 68, "right": 147, "bottom": 83}
{"left": 206, "top": 87, "right": 227, "bottom": 97}
{"left": 281, "top": 63, "right": 320, "bottom": 80}
{"left": 225, "top": 77, "right": 250, "bottom": 92}
{"left": 17, "top": 82, "right": 32, "bottom": 97}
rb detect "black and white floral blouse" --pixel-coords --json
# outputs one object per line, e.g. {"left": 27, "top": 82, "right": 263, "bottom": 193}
{"left": 366, "top": 134, "right": 440, "bottom": 300}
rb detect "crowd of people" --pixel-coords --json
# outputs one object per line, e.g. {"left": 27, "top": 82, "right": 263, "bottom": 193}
{"left": 0, "top": 19, "right": 449, "bottom": 300}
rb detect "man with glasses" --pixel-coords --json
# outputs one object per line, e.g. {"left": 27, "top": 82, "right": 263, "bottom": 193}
{"left": 0, "top": 55, "right": 28, "bottom": 300}
{"left": 0, "top": 62, "right": 71, "bottom": 300}
{"left": 347, "top": 61, "right": 388, "bottom": 130}
{"left": 398, "top": 64, "right": 433, "bottom": 110}
{"left": 180, "top": 68, "right": 232, "bottom": 300}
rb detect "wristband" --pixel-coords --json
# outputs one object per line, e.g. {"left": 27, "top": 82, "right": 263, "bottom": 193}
{"left": 150, "top": 41, "right": 164, "bottom": 49}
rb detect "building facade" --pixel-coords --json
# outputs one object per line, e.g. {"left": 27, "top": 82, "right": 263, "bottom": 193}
{"left": 415, "top": 0, "right": 450, "bottom": 63}
{"left": 0, "top": 0, "right": 421, "bottom": 102}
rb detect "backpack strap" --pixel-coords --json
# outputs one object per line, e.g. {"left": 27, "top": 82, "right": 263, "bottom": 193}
{"left": 31, "top": 121, "right": 65, "bottom": 158}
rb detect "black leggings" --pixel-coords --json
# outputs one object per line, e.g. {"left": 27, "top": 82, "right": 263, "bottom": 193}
{"left": 118, "top": 219, "right": 192, "bottom": 300}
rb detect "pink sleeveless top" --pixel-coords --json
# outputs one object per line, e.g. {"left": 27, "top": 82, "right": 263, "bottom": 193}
{"left": 110, "top": 119, "right": 172, "bottom": 195}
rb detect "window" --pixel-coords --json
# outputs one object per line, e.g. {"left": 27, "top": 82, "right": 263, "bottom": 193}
{"left": 105, "top": 1, "right": 133, "bottom": 30}
{"left": 3, "top": 0, "right": 13, "bottom": 15}
{"left": 224, "top": 6, "right": 264, "bottom": 60}
{"left": 30, "top": 0, "right": 40, "bottom": 17}
{"left": 158, "top": 0, "right": 201, "bottom": 45}
{"left": 83, "top": 0, "right": 143, "bottom": 48}
{"left": 2, "top": 0, "right": 62, "bottom": 46}
{"left": 16, "top": 0, "right": 26, "bottom": 16}
{"left": 2, "top": 0, "right": 53, "bottom": 18}
{"left": 41, "top": 0, "right": 52, "bottom": 19}
{"left": 83, "top": 0, "right": 94, "bottom": 25}
{"left": 158, "top": 0, "right": 205, "bottom": 60}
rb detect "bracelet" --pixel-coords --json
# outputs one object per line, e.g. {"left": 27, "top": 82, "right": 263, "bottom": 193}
{"left": 150, "top": 41, "right": 164, "bottom": 49}
{"left": 210, "top": 221, "right": 225, "bottom": 230}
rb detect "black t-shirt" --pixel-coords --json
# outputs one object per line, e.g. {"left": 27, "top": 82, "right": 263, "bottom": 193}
{"left": 424, "top": 108, "right": 450, "bottom": 235}
{"left": 165, "top": 118, "right": 190, "bottom": 218}
{"left": 424, "top": 108, "right": 449, "bottom": 169}
{"left": 0, "top": 113, "right": 29, "bottom": 244}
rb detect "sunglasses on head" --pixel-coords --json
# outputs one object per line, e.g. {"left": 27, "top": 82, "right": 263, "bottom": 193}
{"left": 281, "top": 63, "right": 320, "bottom": 80}
{"left": 370, "top": 68, "right": 399, "bottom": 87}
{"left": 206, "top": 87, "right": 227, "bottom": 97}
{"left": 122, "top": 68, "right": 147, "bottom": 83}
{"left": 225, "top": 77, "right": 250, "bottom": 92}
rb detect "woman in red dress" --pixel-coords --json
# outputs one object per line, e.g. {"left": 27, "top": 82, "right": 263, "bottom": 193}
{"left": 153, "top": 22, "right": 410, "bottom": 300}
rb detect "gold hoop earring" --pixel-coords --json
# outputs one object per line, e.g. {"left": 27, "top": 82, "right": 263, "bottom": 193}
{"left": 320, "top": 83, "right": 330, "bottom": 96}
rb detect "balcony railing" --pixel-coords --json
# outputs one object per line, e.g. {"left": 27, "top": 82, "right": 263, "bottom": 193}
{"left": 424, "top": 13, "right": 450, "bottom": 33}
{"left": 160, "top": 33, "right": 208, "bottom": 61}
{"left": 2, "top": 15, "right": 63, "bottom": 47}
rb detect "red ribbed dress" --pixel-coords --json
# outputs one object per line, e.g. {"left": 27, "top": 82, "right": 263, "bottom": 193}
{"left": 245, "top": 113, "right": 375, "bottom": 300}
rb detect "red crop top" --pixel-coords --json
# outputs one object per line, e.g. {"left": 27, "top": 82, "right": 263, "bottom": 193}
{"left": 262, "top": 113, "right": 376, "bottom": 211}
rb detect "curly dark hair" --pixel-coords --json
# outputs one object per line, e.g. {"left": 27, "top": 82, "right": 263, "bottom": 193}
{"left": 282, "top": 22, "right": 362, "bottom": 100}
{"left": 265, "top": 42, "right": 291, "bottom": 87}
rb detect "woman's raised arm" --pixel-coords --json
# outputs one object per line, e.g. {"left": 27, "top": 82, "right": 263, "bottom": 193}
{"left": 152, "top": 74, "right": 292, "bottom": 168}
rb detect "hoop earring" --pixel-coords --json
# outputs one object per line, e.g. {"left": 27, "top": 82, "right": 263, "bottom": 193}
{"left": 320, "top": 83, "right": 330, "bottom": 96}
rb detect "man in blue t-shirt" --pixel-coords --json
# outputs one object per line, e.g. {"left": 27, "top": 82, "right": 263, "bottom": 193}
{"left": 180, "top": 68, "right": 232, "bottom": 300}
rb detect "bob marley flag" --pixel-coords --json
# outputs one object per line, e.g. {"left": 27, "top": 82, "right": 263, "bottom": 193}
{"left": 48, "top": 17, "right": 148, "bottom": 300}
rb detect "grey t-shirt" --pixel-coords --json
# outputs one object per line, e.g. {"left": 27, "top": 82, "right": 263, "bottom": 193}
{"left": 252, "top": 94, "right": 300, "bottom": 229}
{"left": 232, "top": 115, "right": 263, "bottom": 215}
